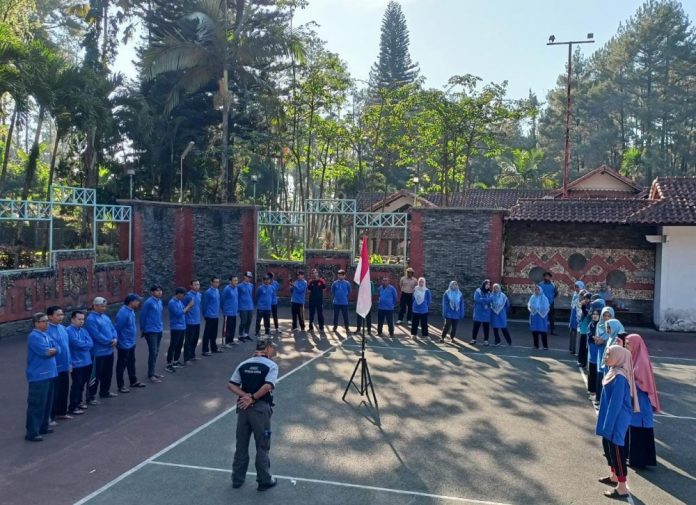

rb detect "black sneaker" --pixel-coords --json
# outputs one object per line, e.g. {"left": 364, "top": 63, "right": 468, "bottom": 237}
{"left": 257, "top": 478, "right": 278, "bottom": 491}
{"left": 202, "top": 352, "right": 212, "bottom": 357}
{"left": 470, "top": 339, "right": 477, "bottom": 345}
{"left": 308, "top": 324, "right": 314, "bottom": 331}
{"left": 165, "top": 364, "right": 176, "bottom": 373}
{"left": 172, "top": 361, "right": 184, "bottom": 368}
{"left": 100, "top": 392, "right": 118, "bottom": 398}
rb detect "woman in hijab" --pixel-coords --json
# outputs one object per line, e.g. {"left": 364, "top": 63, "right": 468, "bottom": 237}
{"left": 594, "top": 306, "right": 616, "bottom": 404}
{"left": 527, "top": 285, "right": 550, "bottom": 350}
{"left": 587, "top": 309, "right": 601, "bottom": 397}
{"left": 410, "top": 277, "right": 431, "bottom": 338}
{"left": 470, "top": 279, "right": 492, "bottom": 346}
{"left": 441, "top": 281, "right": 465, "bottom": 343}
{"left": 490, "top": 284, "right": 512, "bottom": 346}
{"left": 624, "top": 334, "right": 660, "bottom": 468}
{"left": 569, "top": 281, "right": 586, "bottom": 355}
{"left": 596, "top": 345, "right": 640, "bottom": 500}
{"left": 576, "top": 290, "right": 592, "bottom": 368}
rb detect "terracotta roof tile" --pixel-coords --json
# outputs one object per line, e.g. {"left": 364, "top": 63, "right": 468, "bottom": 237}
{"left": 627, "top": 177, "right": 696, "bottom": 225}
{"left": 425, "top": 189, "right": 549, "bottom": 209}
{"left": 506, "top": 198, "right": 653, "bottom": 224}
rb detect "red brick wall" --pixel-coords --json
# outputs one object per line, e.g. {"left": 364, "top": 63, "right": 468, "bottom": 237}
{"left": 131, "top": 211, "right": 144, "bottom": 294}
{"left": 174, "top": 207, "right": 194, "bottom": 287}
{"left": 408, "top": 210, "right": 425, "bottom": 276}
{"left": 239, "top": 208, "right": 257, "bottom": 276}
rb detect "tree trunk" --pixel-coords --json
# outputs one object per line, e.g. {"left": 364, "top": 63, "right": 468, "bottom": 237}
{"left": 0, "top": 108, "right": 17, "bottom": 194}
{"left": 83, "top": 126, "right": 98, "bottom": 188}
{"left": 21, "top": 106, "right": 45, "bottom": 201}
{"left": 47, "top": 129, "right": 63, "bottom": 198}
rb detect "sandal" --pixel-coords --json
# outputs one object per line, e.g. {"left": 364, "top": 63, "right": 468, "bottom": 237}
{"left": 604, "top": 489, "right": 629, "bottom": 500}
{"left": 598, "top": 476, "right": 618, "bottom": 486}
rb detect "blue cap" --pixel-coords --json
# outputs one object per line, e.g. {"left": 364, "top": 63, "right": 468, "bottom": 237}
{"left": 124, "top": 293, "right": 142, "bottom": 305}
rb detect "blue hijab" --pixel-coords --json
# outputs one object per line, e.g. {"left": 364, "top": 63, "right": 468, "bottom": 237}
{"left": 446, "top": 281, "right": 462, "bottom": 311}
{"left": 596, "top": 306, "right": 615, "bottom": 340}
{"left": 528, "top": 286, "right": 550, "bottom": 317}
{"left": 601, "top": 318, "right": 625, "bottom": 367}
{"left": 490, "top": 284, "right": 508, "bottom": 315}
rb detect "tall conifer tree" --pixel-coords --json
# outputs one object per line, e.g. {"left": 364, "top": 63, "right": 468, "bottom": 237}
{"left": 369, "top": 1, "right": 419, "bottom": 90}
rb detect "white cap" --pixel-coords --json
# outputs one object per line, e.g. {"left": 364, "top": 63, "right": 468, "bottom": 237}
{"left": 93, "top": 296, "right": 108, "bottom": 306}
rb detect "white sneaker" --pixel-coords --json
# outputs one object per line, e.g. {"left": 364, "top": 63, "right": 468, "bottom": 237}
{"left": 396, "top": 320, "right": 402, "bottom": 324}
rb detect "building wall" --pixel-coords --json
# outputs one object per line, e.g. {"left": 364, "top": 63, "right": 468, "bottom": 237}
{"left": 503, "top": 222, "right": 656, "bottom": 321}
{"left": 654, "top": 226, "right": 696, "bottom": 331}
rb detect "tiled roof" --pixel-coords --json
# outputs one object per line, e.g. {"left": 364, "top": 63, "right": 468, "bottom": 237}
{"left": 626, "top": 177, "right": 696, "bottom": 225}
{"left": 506, "top": 198, "right": 653, "bottom": 224}
{"left": 548, "top": 165, "right": 643, "bottom": 197}
{"left": 425, "top": 189, "right": 549, "bottom": 209}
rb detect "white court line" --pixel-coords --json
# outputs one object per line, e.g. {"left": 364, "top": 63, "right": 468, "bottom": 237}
{"left": 148, "top": 460, "right": 514, "bottom": 505}
{"left": 73, "top": 342, "right": 341, "bottom": 505}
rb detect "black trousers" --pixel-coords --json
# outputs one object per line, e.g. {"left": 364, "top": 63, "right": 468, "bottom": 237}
{"left": 271, "top": 304, "right": 279, "bottom": 330}
{"left": 202, "top": 317, "right": 219, "bottom": 352}
{"left": 88, "top": 353, "right": 114, "bottom": 399}
{"left": 442, "top": 318, "right": 459, "bottom": 339}
{"left": 472, "top": 321, "right": 490, "bottom": 341}
{"left": 356, "top": 310, "right": 372, "bottom": 333}
{"left": 569, "top": 328, "right": 577, "bottom": 353}
{"left": 333, "top": 305, "right": 349, "bottom": 329}
{"left": 377, "top": 309, "right": 394, "bottom": 336}
{"left": 587, "top": 362, "right": 598, "bottom": 393}
{"left": 398, "top": 292, "right": 413, "bottom": 321}
{"left": 291, "top": 302, "right": 305, "bottom": 330}
{"left": 184, "top": 324, "right": 200, "bottom": 361}
{"left": 602, "top": 438, "right": 628, "bottom": 481}
{"left": 167, "top": 329, "right": 186, "bottom": 363}
{"left": 116, "top": 347, "right": 138, "bottom": 388}
{"left": 238, "top": 310, "right": 253, "bottom": 336}
{"left": 577, "top": 334, "right": 588, "bottom": 366}
{"left": 532, "top": 331, "right": 548, "bottom": 349}
{"left": 308, "top": 301, "right": 324, "bottom": 329}
{"left": 255, "top": 310, "right": 271, "bottom": 336}
{"left": 224, "top": 316, "right": 237, "bottom": 343}
{"left": 596, "top": 372, "right": 604, "bottom": 402}
{"left": 411, "top": 313, "right": 429, "bottom": 336}
{"left": 51, "top": 371, "right": 70, "bottom": 418}
{"left": 493, "top": 327, "right": 512, "bottom": 345}
{"left": 548, "top": 304, "right": 556, "bottom": 333}
{"left": 69, "top": 365, "right": 91, "bottom": 411}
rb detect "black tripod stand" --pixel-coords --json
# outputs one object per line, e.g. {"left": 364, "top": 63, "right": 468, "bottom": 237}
{"left": 342, "top": 328, "right": 378, "bottom": 407}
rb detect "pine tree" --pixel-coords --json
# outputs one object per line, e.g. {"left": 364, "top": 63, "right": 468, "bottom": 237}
{"left": 369, "top": 1, "right": 419, "bottom": 90}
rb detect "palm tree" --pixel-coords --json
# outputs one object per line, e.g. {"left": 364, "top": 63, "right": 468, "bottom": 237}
{"left": 497, "top": 147, "right": 554, "bottom": 189}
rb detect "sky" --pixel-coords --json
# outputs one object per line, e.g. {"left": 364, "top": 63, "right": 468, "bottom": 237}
{"left": 114, "top": 0, "right": 696, "bottom": 102}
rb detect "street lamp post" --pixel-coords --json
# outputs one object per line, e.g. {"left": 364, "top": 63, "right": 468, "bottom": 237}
{"left": 547, "top": 33, "right": 594, "bottom": 199}
{"left": 179, "top": 141, "right": 195, "bottom": 203}
{"left": 126, "top": 168, "right": 135, "bottom": 200}
{"left": 412, "top": 176, "right": 420, "bottom": 207}
{"left": 250, "top": 174, "right": 258, "bottom": 202}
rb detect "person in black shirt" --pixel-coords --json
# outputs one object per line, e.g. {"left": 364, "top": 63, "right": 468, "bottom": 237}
{"left": 307, "top": 268, "right": 326, "bottom": 332}
{"left": 228, "top": 337, "right": 279, "bottom": 491}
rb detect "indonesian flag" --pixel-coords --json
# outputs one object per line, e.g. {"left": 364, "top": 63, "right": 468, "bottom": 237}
{"left": 354, "top": 236, "right": 372, "bottom": 318}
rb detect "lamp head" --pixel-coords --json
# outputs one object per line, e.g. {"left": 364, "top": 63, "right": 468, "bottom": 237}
{"left": 548, "top": 35, "right": 555, "bottom": 43}
{"left": 587, "top": 33, "right": 594, "bottom": 40}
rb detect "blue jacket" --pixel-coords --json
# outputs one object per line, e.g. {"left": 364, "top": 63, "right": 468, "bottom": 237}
{"left": 116, "top": 305, "right": 138, "bottom": 349}
{"left": 203, "top": 287, "right": 220, "bottom": 318}
{"left": 222, "top": 285, "right": 239, "bottom": 316}
{"left": 630, "top": 387, "right": 654, "bottom": 429}
{"left": 256, "top": 284, "right": 274, "bottom": 311}
{"left": 238, "top": 282, "right": 255, "bottom": 311}
{"left": 67, "top": 325, "right": 93, "bottom": 368}
{"left": 26, "top": 329, "right": 59, "bottom": 382}
{"left": 183, "top": 290, "right": 202, "bottom": 325}
{"left": 140, "top": 297, "right": 163, "bottom": 333}
{"left": 539, "top": 281, "right": 557, "bottom": 305}
{"left": 271, "top": 280, "right": 279, "bottom": 305}
{"left": 48, "top": 323, "right": 71, "bottom": 373}
{"left": 377, "top": 285, "right": 398, "bottom": 310}
{"left": 473, "top": 289, "right": 492, "bottom": 322}
{"left": 332, "top": 279, "right": 351, "bottom": 306}
{"left": 291, "top": 279, "right": 308, "bottom": 304}
{"left": 596, "top": 375, "right": 632, "bottom": 445}
{"left": 168, "top": 298, "right": 186, "bottom": 330}
{"left": 412, "top": 289, "right": 431, "bottom": 314}
{"left": 442, "top": 292, "right": 465, "bottom": 320}
{"left": 85, "top": 312, "right": 116, "bottom": 357}
{"left": 490, "top": 299, "right": 510, "bottom": 329}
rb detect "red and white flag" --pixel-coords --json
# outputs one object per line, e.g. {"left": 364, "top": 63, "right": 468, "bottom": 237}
{"left": 354, "top": 236, "right": 372, "bottom": 318}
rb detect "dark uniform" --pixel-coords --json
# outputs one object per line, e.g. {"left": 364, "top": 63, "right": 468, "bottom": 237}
{"left": 229, "top": 352, "right": 279, "bottom": 487}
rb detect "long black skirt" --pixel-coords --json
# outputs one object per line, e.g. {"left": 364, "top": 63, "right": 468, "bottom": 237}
{"left": 625, "top": 426, "right": 657, "bottom": 468}
{"left": 587, "top": 362, "right": 597, "bottom": 394}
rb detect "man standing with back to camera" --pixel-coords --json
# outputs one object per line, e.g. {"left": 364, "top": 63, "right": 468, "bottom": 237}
{"left": 228, "top": 337, "right": 279, "bottom": 492}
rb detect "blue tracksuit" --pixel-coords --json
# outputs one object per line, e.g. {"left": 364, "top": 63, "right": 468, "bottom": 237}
{"left": 630, "top": 386, "right": 654, "bottom": 428}
{"left": 238, "top": 282, "right": 255, "bottom": 311}
{"left": 85, "top": 312, "right": 116, "bottom": 357}
{"left": 291, "top": 279, "right": 308, "bottom": 304}
{"left": 115, "top": 305, "right": 138, "bottom": 349}
{"left": 141, "top": 297, "right": 163, "bottom": 333}
{"left": 378, "top": 285, "right": 398, "bottom": 310}
{"left": 332, "top": 280, "right": 351, "bottom": 306}
{"left": 203, "top": 288, "right": 220, "bottom": 318}
{"left": 256, "top": 284, "right": 274, "bottom": 311}
{"left": 442, "top": 292, "right": 465, "bottom": 320}
{"left": 473, "top": 289, "right": 492, "bottom": 322}
{"left": 271, "top": 280, "right": 279, "bottom": 306}
{"left": 539, "top": 281, "right": 557, "bottom": 305}
{"left": 168, "top": 298, "right": 186, "bottom": 331}
{"left": 412, "top": 289, "right": 431, "bottom": 314}
{"left": 222, "top": 285, "right": 239, "bottom": 316}
{"left": 596, "top": 375, "right": 632, "bottom": 445}
{"left": 26, "top": 329, "right": 59, "bottom": 382}
{"left": 490, "top": 299, "right": 510, "bottom": 329}
{"left": 67, "top": 325, "right": 93, "bottom": 368}
{"left": 183, "top": 290, "right": 202, "bottom": 325}
{"left": 48, "top": 323, "right": 71, "bottom": 373}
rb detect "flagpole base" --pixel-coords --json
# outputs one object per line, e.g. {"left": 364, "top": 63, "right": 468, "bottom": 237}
{"left": 342, "top": 329, "right": 378, "bottom": 408}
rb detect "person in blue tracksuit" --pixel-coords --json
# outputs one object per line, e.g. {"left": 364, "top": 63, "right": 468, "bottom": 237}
{"left": 576, "top": 291, "right": 592, "bottom": 367}
{"left": 268, "top": 272, "right": 280, "bottom": 334}
{"left": 183, "top": 280, "right": 202, "bottom": 363}
{"left": 569, "top": 280, "right": 585, "bottom": 354}
{"left": 527, "top": 285, "right": 550, "bottom": 349}
{"left": 202, "top": 277, "right": 222, "bottom": 355}
{"left": 377, "top": 276, "right": 398, "bottom": 337}
{"left": 141, "top": 285, "right": 164, "bottom": 381}
{"left": 538, "top": 272, "right": 558, "bottom": 335}
{"left": 67, "top": 311, "right": 92, "bottom": 414}
{"left": 596, "top": 345, "right": 638, "bottom": 500}
{"left": 166, "top": 287, "right": 192, "bottom": 372}
{"left": 222, "top": 276, "right": 239, "bottom": 346}
{"left": 116, "top": 294, "right": 145, "bottom": 391}
{"left": 441, "top": 281, "right": 465, "bottom": 342}
{"left": 25, "top": 313, "right": 58, "bottom": 441}
{"left": 490, "top": 284, "right": 512, "bottom": 346}
{"left": 85, "top": 297, "right": 118, "bottom": 402}
{"left": 471, "top": 279, "right": 492, "bottom": 345}
{"left": 237, "top": 272, "right": 255, "bottom": 341}
{"left": 594, "top": 306, "right": 617, "bottom": 403}
{"left": 255, "top": 276, "right": 275, "bottom": 337}
{"left": 331, "top": 269, "right": 351, "bottom": 333}
{"left": 410, "top": 277, "right": 431, "bottom": 338}
{"left": 47, "top": 306, "right": 71, "bottom": 422}
{"left": 290, "top": 270, "right": 308, "bottom": 331}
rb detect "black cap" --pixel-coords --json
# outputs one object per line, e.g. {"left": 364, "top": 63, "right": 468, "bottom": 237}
{"left": 150, "top": 284, "right": 162, "bottom": 292}
{"left": 175, "top": 287, "right": 186, "bottom": 295}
